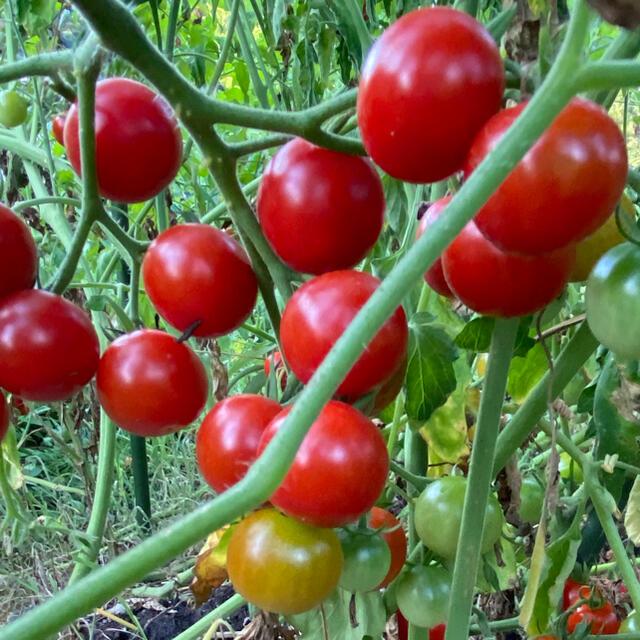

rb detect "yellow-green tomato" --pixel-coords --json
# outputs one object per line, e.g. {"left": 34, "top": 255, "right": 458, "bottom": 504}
{"left": 338, "top": 529, "right": 391, "bottom": 593}
{"left": 0, "top": 90, "right": 28, "bottom": 128}
{"left": 519, "top": 476, "right": 544, "bottom": 524}
{"left": 620, "top": 610, "right": 640, "bottom": 633}
{"left": 414, "top": 476, "right": 504, "bottom": 559}
{"left": 226, "top": 508, "right": 343, "bottom": 614}
{"left": 559, "top": 452, "right": 583, "bottom": 483}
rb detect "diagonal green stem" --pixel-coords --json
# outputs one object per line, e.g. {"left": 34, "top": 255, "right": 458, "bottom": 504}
{"left": 444, "top": 318, "right": 518, "bottom": 640}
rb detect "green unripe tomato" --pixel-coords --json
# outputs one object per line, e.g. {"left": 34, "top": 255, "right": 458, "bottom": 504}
{"left": 620, "top": 610, "right": 640, "bottom": 633}
{"left": 396, "top": 565, "right": 451, "bottom": 629}
{"left": 414, "top": 476, "right": 504, "bottom": 559}
{"left": 519, "top": 476, "right": 544, "bottom": 524}
{"left": 0, "top": 90, "right": 28, "bottom": 128}
{"left": 338, "top": 529, "right": 391, "bottom": 593}
{"left": 558, "top": 452, "right": 583, "bottom": 483}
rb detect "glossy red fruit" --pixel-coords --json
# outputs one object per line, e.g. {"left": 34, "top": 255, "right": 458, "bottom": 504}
{"left": 415, "top": 197, "right": 455, "bottom": 297}
{"left": 142, "top": 224, "right": 258, "bottom": 338}
{"left": 0, "top": 290, "right": 99, "bottom": 401}
{"left": 0, "top": 203, "right": 38, "bottom": 299}
{"left": 64, "top": 77, "right": 182, "bottom": 203}
{"left": 466, "top": 98, "right": 628, "bottom": 256}
{"left": 563, "top": 578, "right": 587, "bottom": 610}
{"left": 52, "top": 112, "right": 66, "bottom": 145}
{"left": 567, "top": 601, "right": 620, "bottom": 635}
{"left": 196, "top": 394, "right": 282, "bottom": 493}
{"left": 97, "top": 329, "right": 208, "bottom": 436}
{"left": 257, "top": 138, "right": 385, "bottom": 274}
{"left": 264, "top": 350, "right": 288, "bottom": 390}
{"left": 430, "top": 623, "right": 446, "bottom": 640}
{"left": 357, "top": 7, "right": 504, "bottom": 183}
{"left": 280, "top": 270, "right": 408, "bottom": 397}
{"left": 368, "top": 507, "right": 407, "bottom": 589}
{"left": 397, "top": 610, "right": 408, "bottom": 640}
{"left": 442, "top": 220, "right": 575, "bottom": 317}
{"left": 0, "top": 391, "right": 9, "bottom": 444}
{"left": 258, "top": 401, "right": 389, "bottom": 527}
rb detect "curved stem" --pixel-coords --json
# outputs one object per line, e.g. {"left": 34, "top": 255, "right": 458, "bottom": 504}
{"left": 172, "top": 594, "right": 246, "bottom": 640}
{"left": 96, "top": 210, "right": 148, "bottom": 259}
{"left": 444, "top": 318, "right": 518, "bottom": 640}
{"left": 0, "top": 50, "right": 73, "bottom": 83}
{"left": 13, "top": 197, "right": 82, "bottom": 212}
{"left": 210, "top": 0, "right": 241, "bottom": 91}
{"left": 228, "top": 133, "right": 291, "bottom": 157}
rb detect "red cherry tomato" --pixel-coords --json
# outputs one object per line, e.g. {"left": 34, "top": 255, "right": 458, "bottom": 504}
{"left": 52, "top": 112, "right": 66, "bottom": 145}
{"left": 96, "top": 329, "right": 208, "bottom": 436}
{"left": 466, "top": 97, "right": 628, "bottom": 256}
{"left": 142, "top": 224, "right": 258, "bottom": 338}
{"left": 368, "top": 507, "right": 407, "bottom": 589}
{"left": 64, "top": 77, "right": 182, "bottom": 203}
{"left": 397, "top": 610, "right": 408, "bottom": 640}
{"left": 0, "top": 290, "right": 99, "bottom": 401}
{"left": 280, "top": 270, "right": 408, "bottom": 397}
{"left": 196, "top": 394, "right": 282, "bottom": 493}
{"left": 257, "top": 137, "right": 385, "bottom": 274}
{"left": 357, "top": 7, "right": 504, "bottom": 183}
{"left": 430, "top": 623, "right": 446, "bottom": 640}
{"left": 258, "top": 400, "right": 389, "bottom": 527}
{"left": 0, "top": 203, "right": 37, "bottom": 299}
{"left": 567, "top": 601, "right": 620, "bottom": 635}
{"left": 563, "top": 578, "right": 587, "bottom": 610}
{"left": 264, "top": 350, "right": 288, "bottom": 390}
{"left": 415, "top": 197, "right": 455, "bottom": 298}
{"left": 442, "top": 220, "right": 574, "bottom": 317}
{"left": 0, "top": 391, "right": 9, "bottom": 444}
{"left": 10, "top": 395, "right": 29, "bottom": 416}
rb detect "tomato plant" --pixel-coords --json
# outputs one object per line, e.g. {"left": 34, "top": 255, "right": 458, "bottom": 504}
{"left": 52, "top": 112, "right": 66, "bottom": 145}
{"left": 280, "top": 270, "right": 408, "bottom": 397}
{"left": 96, "top": 329, "right": 208, "bottom": 436}
{"left": 337, "top": 529, "right": 391, "bottom": 593}
{"left": 429, "top": 623, "right": 446, "bottom": 640}
{"left": 0, "top": 90, "right": 28, "bottom": 128}
{"left": 257, "top": 400, "right": 389, "bottom": 527}
{"left": 396, "top": 564, "right": 451, "bottom": 628}
{"left": 415, "top": 197, "right": 454, "bottom": 298}
{"left": 357, "top": 7, "right": 503, "bottom": 183}
{"left": 466, "top": 98, "right": 628, "bottom": 256}
{"left": 196, "top": 394, "right": 282, "bottom": 493}
{"left": 442, "top": 219, "right": 575, "bottom": 317}
{"left": 563, "top": 578, "right": 588, "bottom": 610}
{"left": 567, "top": 600, "right": 620, "bottom": 635}
{"left": 226, "top": 507, "right": 343, "bottom": 615}
{"left": 620, "top": 610, "right": 640, "bottom": 633}
{"left": 368, "top": 506, "right": 407, "bottom": 589}
{"left": 0, "top": 203, "right": 38, "bottom": 299}
{"left": 257, "top": 137, "right": 384, "bottom": 274}
{"left": 0, "top": 390, "right": 9, "bottom": 444}
{"left": 264, "top": 350, "right": 288, "bottom": 390}
{"left": 519, "top": 476, "right": 544, "bottom": 524}
{"left": 64, "top": 77, "right": 182, "bottom": 203}
{"left": 414, "top": 476, "right": 504, "bottom": 558}
{"left": 0, "top": 290, "right": 99, "bottom": 401}
{"left": 142, "top": 224, "right": 258, "bottom": 338}
{"left": 586, "top": 242, "right": 640, "bottom": 360}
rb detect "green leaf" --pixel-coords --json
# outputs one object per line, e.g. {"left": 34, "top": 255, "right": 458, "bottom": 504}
{"left": 287, "top": 589, "right": 387, "bottom": 640}
{"left": 382, "top": 175, "right": 408, "bottom": 236}
{"left": 318, "top": 25, "right": 336, "bottom": 89}
{"left": 234, "top": 60, "right": 251, "bottom": 97}
{"left": 406, "top": 313, "right": 458, "bottom": 422}
{"left": 454, "top": 317, "right": 535, "bottom": 358}
{"left": 17, "top": 0, "right": 56, "bottom": 31}
{"left": 507, "top": 343, "right": 549, "bottom": 403}
{"left": 624, "top": 475, "right": 640, "bottom": 546}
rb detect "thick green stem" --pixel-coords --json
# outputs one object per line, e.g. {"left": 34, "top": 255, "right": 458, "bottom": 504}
{"left": 404, "top": 428, "right": 427, "bottom": 551}
{"left": 129, "top": 434, "right": 152, "bottom": 531}
{"left": 444, "top": 318, "right": 518, "bottom": 640}
{"left": 492, "top": 322, "right": 598, "bottom": 475}
{"left": 228, "top": 133, "right": 291, "bottom": 157}
{"left": 0, "top": 50, "right": 73, "bottom": 82}
{"left": 575, "top": 60, "right": 640, "bottom": 94}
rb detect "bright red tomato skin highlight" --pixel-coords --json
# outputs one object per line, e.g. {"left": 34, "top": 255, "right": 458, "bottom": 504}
{"left": 97, "top": 329, "right": 208, "bottom": 436}
{"left": 196, "top": 394, "right": 282, "bottom": 493}
{"left": 142, "top": 224, "right": 258, "bottom": 338}
{"left": 368, "top": 507, "right": 407, "bottom": 589}
{"left": 52, "top": 112, "right": 66, "bottom": 145}
{"left": 415, "top": 197, "right": 454, "bottom": 297}
{"left": 64, "top": 78, "right": 182, "bottom": 203}
{"left": 0, "top": 290, "right": 99, "bottom": 401}
{"left": 258, "top": 401, "right": 390, "bottom": 527}
{"left": 357, "top": 7, "right": 504, "bottom": 183}
{"left": 567, "top": 601, "right": 620, "bottom": 635}
{"left": 466, "top": 98, "right": 628, "bottom": 255}
{"left": 257, "top": 138, "right": 384, "bottom": 274}
{"left": 0, "top": 391, "right": 9, "bottom": 444}
{"left": 563, "top": 578, "right": 587, "bottom": 610}
{"left": 280, "top": 270, "right": 408, "bottom": 397}
{"left": 0, "top": 203, "right": 38, "bottom": 299}
{"left": 442, "top": 220, "right": 575, "bottom": 317}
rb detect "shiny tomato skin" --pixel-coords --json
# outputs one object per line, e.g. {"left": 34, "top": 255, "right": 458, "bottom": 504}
{"left": 280, "top": 270, "right": 408, "bottom": 397}
{"left": 338, "top": 529, "right": 391, "bottom": 593}
{"left": 264, "top": 350, "right": 288, "bottom": 390}
{"left": 196, "top": 394, "right": 282, "bottom": 493}
{"left": 415, "top": 197, "right": 454, "bottom": 297}
{"left": 0, "top": 391, "right": 9, "bottom": 444}
{"left": 64, "top": 77, "right": 182, "bottom": 203}
{"left": 257, "top": 138, "right": 384, "bottom": 274}
{"left": 466, "top": 98, "right": 628, "bottom": 256}
{"left": 430, "top": 624, "right": 446, "bottom": 640}
{"left": 142, "top": 224, "right": 258, "bottom": 338}
{"left": 620, "top": 610, "right": 640, "bottom": 633}
{"left": 52, "top": 112, "right": 66, "bottom": 145}
{"left": 97, "top": 329, "right": 208, "bottom": 436}
{"left": 563, "top": 578, "right": 587, "bottom": 610}
{"left": 357, "top": 7, "right": 504, "bottom": 183}
{"left": 567, "top": 601, "right": 620, "bottom": 635}
{"left": 396, "top": 565, "right": 451, "bottom": 629}
{"left": 258, "top": 401, "right": 390, "bottom": 528}
{"left": 227, "top": 507, "right": 343, "bottom": 615}
{"left": 0, "top": 290, "right": 99, "bottom": 401}
{"left": 0, "top": 203, "right": 37, "bottom": 299}
{"left": 368, "top": 507, "right": 407, "bottom": 589}
{"left": 442, "top": 220, "right": 574, "bottom": 317}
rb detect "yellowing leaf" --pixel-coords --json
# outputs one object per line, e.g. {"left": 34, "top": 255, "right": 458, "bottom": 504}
{"left": 190, "top": 524, "right": 235, "bottom": 606}
{"left": 625, "top": 475, "right": 640, "bottom": 546}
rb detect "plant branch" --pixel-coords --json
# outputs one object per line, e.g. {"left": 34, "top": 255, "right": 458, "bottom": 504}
{"left": 575, "top": 60, "right": 640, "bottom": 94}
{"left": 0, "top": 50, "right": 73, "bottom": 83}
